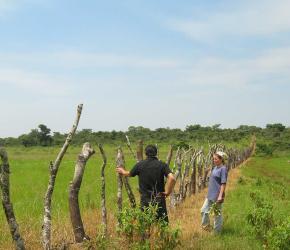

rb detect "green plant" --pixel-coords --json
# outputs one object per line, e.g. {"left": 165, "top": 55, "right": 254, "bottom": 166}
{"left": 237, "top": 176, "right": 246, "bottom": 185}
{"left": 209, "top": 202, "right": 221, "bottom": 216}
{"left": 255, "top": 177, "right": 263, "bottom": 186}
{"left": 267, "top": 216, "right": 290, "bottom": 250}
{"left": 117, "top": 204, "right": 181, "bottom": 249}
{"left": 84, "top": 234, "right": 111, "bottom": 250}
{"left": 173, "top": 141, "right": 190, "bottom": 150}
{"left": 153, "top": 219, "right": 181, "bottom": 250}
{"left": 256, "top": 143, "right": 274, "bottom": 156}
{"left": 117, "top": 204, "right": 157, "bottom": 242}
{"left": 247, "top": 192, "right": 274, "bottom": 241}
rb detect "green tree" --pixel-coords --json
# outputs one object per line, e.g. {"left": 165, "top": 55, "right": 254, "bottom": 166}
{"left": 38, "top": 124, "right": 52, "bottom": 146}
{"left": 185, "top": 124, "right": 201, "bottom": 132}
{"left": 19, "top": 129, "right": 40, "bottom": 146}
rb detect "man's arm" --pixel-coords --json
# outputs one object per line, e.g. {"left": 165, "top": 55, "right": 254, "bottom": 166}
{"left": 217, "top": 166, "right": 227, "bottom": 203}
{"left": 116, "top": 166, "right": 131, "bottom": 177}
{"left": 217, "top": 183, "right": 226, "bottom": 203}
{"left": 162, "top": 173, "right": 176, "bottom": 197}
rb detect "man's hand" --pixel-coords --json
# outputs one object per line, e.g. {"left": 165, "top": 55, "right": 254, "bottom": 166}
{"left": 116, "top": 166, "right": 130, "bottom": 177}
{"left": 157, "top": 174, "right": 176, "bottom": 199}
{"left": 116, "top": 166, "right": 125, "bottom": 175}
{"left": 216, "top": 197, "right": 224, "bottom": 203}
{"left": 158, "top": 191, "right": 170, "bottom": 198}
{"left": 217, "top": 183, "right": 226, "bottom": 203}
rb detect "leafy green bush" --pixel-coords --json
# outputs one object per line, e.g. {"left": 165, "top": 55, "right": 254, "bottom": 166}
{"left": 117, "top": 204, "right": 181, "bottom": 250}
{"left": 247, "top": 192, "right": 274, "bottom": 241}
{"left": 267, "top": 216, "right": 290, "bottom": 250}
{"left": 84, "top": 233, "right": 111, "bottom": 250}
{"left": 237, "top": 176, "right": 246, "bottom": 185}
{"left": 256, "top": 143, "right": 274, "bottom": 156}
{"left": 173, "top": 141, "right": 190, "bottom": 150}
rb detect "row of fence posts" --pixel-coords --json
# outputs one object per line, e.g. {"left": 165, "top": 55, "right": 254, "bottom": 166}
{"left": 0, "top": 104, "right": 256, "bottom": 250}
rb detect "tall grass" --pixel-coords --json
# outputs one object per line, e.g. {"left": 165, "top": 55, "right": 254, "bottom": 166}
{"left": 2, "top": 144, "right": 288, "bottom": 249}
{"left": 187, "top": 154, "right": 290, "bottom": 250}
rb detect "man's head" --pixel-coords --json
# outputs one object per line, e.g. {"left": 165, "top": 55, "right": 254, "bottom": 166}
{"left": 213, "top": 151, "right": 228, "bottom": 165}
{"left": 145, "top": 144, "right": 157, "bottom": 158}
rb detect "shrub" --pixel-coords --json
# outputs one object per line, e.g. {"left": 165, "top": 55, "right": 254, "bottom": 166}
{"left": 173, "top": 141, "right": 190, "bottom": 150}
{"left": 267, "top": 216, "right": 290, "bottom": 250}
{"left": 237, "top": 176, "right": 246, "bottom": 185}
{"left": 117, "top": 204, "right": 181, "bottom": 250}
{"left": 256, "top": 143, "right": 274, "bottom": 156}
{"left": 247, "top": 192, "right": 274, "bottom": 241}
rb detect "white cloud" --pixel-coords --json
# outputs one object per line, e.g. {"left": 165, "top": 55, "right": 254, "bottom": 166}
{"left": 0, "top": 68, "right": 72, "bottom": 96}
{"left": 2, "top": 46, "right": 290, "bottom": 97}
{"left": 180, "top": 47, "right": 290, "bottom": 87}
{"left": 54, "top": 52, "right": 181, "bottom": 69}
{"left": 169, "top": 0, "right": 290, "bottom": 42}
{"left": 0, "top": 51, "right": 181, "bottom": 69}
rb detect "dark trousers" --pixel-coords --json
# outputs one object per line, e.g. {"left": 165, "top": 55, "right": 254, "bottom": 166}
{"left": 140, "top": 196, "right": 169, "bottom": 223}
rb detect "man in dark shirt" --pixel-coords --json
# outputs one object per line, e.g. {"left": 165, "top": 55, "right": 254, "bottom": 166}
{"left": 116, "top": 145, "right": 176, "bottom": 223}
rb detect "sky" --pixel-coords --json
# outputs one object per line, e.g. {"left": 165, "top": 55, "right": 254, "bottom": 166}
{"left": 1, "top": 0, "right": 290, "bottom": 137}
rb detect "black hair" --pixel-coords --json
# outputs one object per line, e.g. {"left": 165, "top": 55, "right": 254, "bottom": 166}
{"left": 145, "top": 145, "right": 157, "bottom": 157}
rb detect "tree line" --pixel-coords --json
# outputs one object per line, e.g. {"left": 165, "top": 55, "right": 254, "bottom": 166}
{"left": 0, "top": 123, "right": 289, "bottom": 153}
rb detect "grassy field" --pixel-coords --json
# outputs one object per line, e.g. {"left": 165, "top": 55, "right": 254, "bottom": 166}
{"left": 181, "top": 154, "right": 290, "bottom": 250}
{"left": 1, "top": 146, "right": 289, "bottom": 249}
{"left": 0, "top": 144, "right": 169, "bottom": 248}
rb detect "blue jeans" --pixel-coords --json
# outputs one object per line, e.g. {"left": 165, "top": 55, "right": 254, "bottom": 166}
{"left": 201, "top": 198, "right": 223, "bottom": 233}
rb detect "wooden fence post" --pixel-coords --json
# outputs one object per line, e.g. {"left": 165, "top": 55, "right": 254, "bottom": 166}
{"left": 116, "top": 147, "right": 124, "bottom": 227}
{"left": 166, "top": 145, "right": 173, "bottom": 167}
{"left": 136, "top": 140, "right": 143, "bottom": 162}
{"left": 98, "top": 144, "right": 107, "bottom": 236}
{"left": 115, "top": 147, "right": 136, "bottom": 210}
{"left": 69, "top": 143, "right": 95, "bottom": 243}
{"left": 0, "top": 147, "right": 25, "bottom": 250}
{"left": 42, "top": 104, "right": 82, "bottom": 250}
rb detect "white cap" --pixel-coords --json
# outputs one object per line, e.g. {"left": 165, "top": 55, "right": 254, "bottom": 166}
{"left": 215, "top": 151, "right": 228, "bottom": 159}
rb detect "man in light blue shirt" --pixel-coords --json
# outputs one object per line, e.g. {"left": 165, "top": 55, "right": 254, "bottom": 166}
{"left": 201, "top": 151, "right": 228, "bottom": 233}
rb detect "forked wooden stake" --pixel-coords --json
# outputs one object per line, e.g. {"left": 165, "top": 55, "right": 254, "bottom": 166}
{"left": 0, "top": 147, "right": 25, "bottom": 250}
{"left": 98, "top": 144, "right": 107, "bottom": 236}
{"left": 69, "top": 143, "right": 95, "bottom": 243}
{"left": 42, "top": 104, "right": 83, "bottom": 250}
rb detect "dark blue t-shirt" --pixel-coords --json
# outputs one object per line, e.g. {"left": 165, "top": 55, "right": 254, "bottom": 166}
{"left": 130, "top": 157, "right": 172, "bottom": 200}
{"left": 207, "top": 165, "right": 228, "bottom": 201}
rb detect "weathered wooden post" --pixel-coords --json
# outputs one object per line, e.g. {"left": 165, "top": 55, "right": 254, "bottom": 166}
{"left": 136, "top": 140, "right": 143, "bottom": 162}
{"left": 0, "top": 147, "right": 25, "bottom": 250}
{"left": 181, "top": 148, "right": 194, "bottom": 200}
{"left": 189, "top": 151, "right": 198, "bottom": 196}
{"left": 98, "top": 144, "right": 107, "bottom": 236}
{"left": 181, "top": 150, "right": 193, "bottom": 200}
{"left": 69, "top": 143, "right": 95, "bottom": 243}
{"left": 155, "top": 144, "right": 159, "bottom": 159}
{"left": 170, "top": 148, "right": 182, "bottom": 208}
{"left": 166, "top": 145, "right": 173, "bottom": 166}
{"left": 118, "top": 147, "right": 136, "bottom": 208}
{"left": 42, "top": 104, "right": 82, "bottom": 250}
{"left": 116, "top": 147, "right": 124, "bottom": 226}
{"left": 202, "top": 152, "right": 212, "bottom": 188}
{"left": 125, "top": 135, "right": 137, "bottom": 161}
{"left": 197, "top": 150, "right": 204, "bottom": 192}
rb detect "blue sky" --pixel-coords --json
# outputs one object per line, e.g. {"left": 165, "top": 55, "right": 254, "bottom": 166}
{"left": 1, "top": 0, "right": 290, "bottom": 137}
